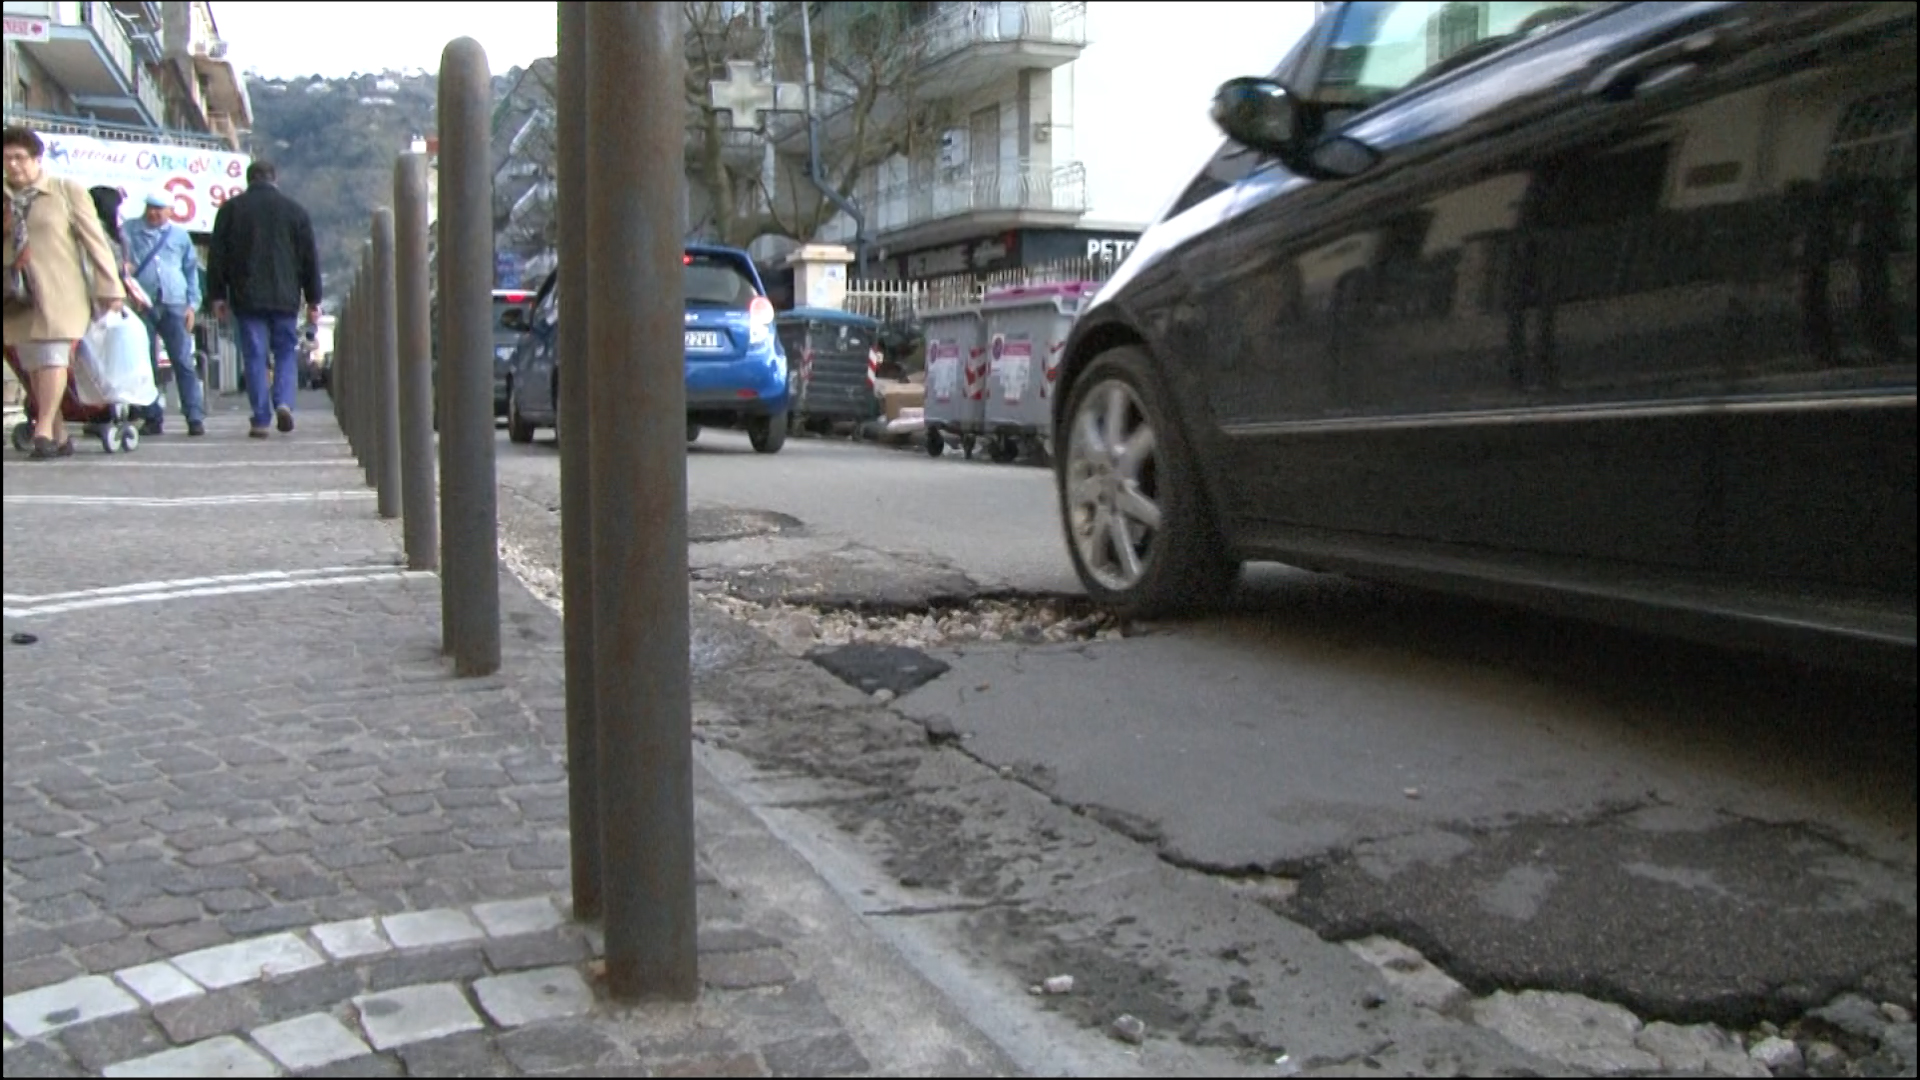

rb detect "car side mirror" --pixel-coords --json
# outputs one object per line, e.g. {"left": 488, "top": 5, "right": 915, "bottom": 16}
{"left": 1210, "top": 76, "right": 1383, "bottom": 181}
{"left": 501, "top": 308, "right": 529, "bottom": 332}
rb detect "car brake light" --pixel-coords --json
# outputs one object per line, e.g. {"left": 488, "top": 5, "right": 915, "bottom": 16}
{"left": 683, "top": 254, "right": 693, "bottom": 265}
{"left": 748, "top": 296, "right": 774, "bottom": 326}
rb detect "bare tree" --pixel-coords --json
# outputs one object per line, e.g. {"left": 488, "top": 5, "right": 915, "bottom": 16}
{"left": 492, "top": 59, "right": 560, "bottom": 263}
{"left": 683, "top": 1, "right": 958, "bottom": 249}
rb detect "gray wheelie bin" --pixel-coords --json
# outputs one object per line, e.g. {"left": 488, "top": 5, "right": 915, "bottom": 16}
{"left": 918, "top": 305, "right": 989, "bottom": 459}
{"left": 979, "top": 281, "right": 1098, "bottom": 463}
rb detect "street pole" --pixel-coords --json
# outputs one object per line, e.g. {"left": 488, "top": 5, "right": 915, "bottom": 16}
{"left": 395, "top": 154, "right": 439, "bottom": 571}
{"left": 438, "top": 37, "right": 502, "bottom": 678}
{"left": 556, "top": 0, "right": 601, "bottom": 923}
{"left": 372, "top": 209, "right": 402, "bottom": 521}
{"left": 585, "top": 0, "right": 696, "bottom": 1001}
{"left": 336, "top": 293, "right": 351, "bottom": 452}
{"left": 358, "top": 248, "right": 376, "bottom": 490}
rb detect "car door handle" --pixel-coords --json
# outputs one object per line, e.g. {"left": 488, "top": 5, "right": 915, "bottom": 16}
{"left": 1586, "top": 21, "right": 1738, "bottom": 102}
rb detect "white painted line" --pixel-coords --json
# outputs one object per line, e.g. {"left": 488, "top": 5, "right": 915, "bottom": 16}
{"left": 2, "top": 570, "right": 436, "bottom": 618}
{"left": 3, "top": 490, "right": 376, "bottom": 507}
{"left": 6, "top": 459, "right": 359, "bottom": 469}
{"left": 5, "top": 565, "right": 392, "bottom": 604}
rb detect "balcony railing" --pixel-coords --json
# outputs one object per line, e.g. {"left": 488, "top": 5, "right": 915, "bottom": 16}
{"left": 828, "top": 159, "right": 1086, "bottom": 240}
{"left": 915, "top": 1, "right": 1088, "bottom": 66}
{"left": 76, "top": 0, "right": 165, "bottom": 121}
{"left": 3, "top": 109, "right": 235, "bottom": 152}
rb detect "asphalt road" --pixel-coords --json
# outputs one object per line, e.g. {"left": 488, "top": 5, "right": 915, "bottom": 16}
{"left": 492, "top": 424, "right": 1917, "bottom": 1036}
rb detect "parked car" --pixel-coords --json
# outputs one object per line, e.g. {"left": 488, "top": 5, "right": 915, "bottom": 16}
{"left": 507, "top": 245, "right": 792, "bottom": 452}
{"left": 429, "top": 288, "right": 535, "bottom": 424}
{"left": 1050, "top": 0, "right": 1916, "bottom": 676}
{"left": 776, "top": 307, "right": 886, "bottom": 434}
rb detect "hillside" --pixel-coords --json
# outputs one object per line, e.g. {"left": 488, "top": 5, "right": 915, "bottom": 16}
{"left": 244, "top": 69, "right": 521, "bottom": 309}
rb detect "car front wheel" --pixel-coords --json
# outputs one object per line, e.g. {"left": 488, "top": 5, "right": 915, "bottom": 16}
{"left": 506, "top": 384, "right": 535, "bottom": 444}
{"left": 1058, "top": 346, "right": 1237, "bottom": 618}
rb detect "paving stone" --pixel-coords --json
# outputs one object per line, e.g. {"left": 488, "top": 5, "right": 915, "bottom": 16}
{"left": 171, "top": 932, "right": 325, "bottom": 990}
{"left": 354, "top": 983, "right": 485, "bottom": 1051}
{"left": 254, "top": 964, "right": 364, "bottom": 1017}
{"left": 762, "top": 1033, "right": 870, "bottom": 1078}
{"left": 485, "top": 933, "right": 591, "bottom": 973}
{"left": 56, "top": 1013, "right": 171, "bottom": 1074}
{"left": 145, "top": 921, "right": 232, "bottom": 956}
{"left": 117, "top": 897, "right": 202, "bottom": 929}
{"left": 113, "top": 962, "right": 205, "bottom": 1007}
{"left": 0, "top": 1040, "right": 80, "bottom": 1079}
{"left": 474, "top": 966, "right": 595, "bottom": 1028}
{"left": 700, "top": 950, "right": 795, "bottom": 991}
{"left": 396, "top": 1031, "right": 514, "bottom": 1077}
{"left": 311, "top": 918, "right": 393, "bottom": 961}
{"left": 382, "top": 908, "right": 485, "bottom": 950}
{"left": 698, "top": 928, "right": 780, "bottom": 955}
{"left": 251, "top": 1012, "right": 372, "bottom": 1072}
{"left": 220, "top": 905, "right": 318, "bottom": 937}
{"left": 473, "top": 897, "right": 565, "bottom": 938}
{"left": 3, "top": 974, "right": 143, "bottom": 1038}
{"left": 364, "top": 948, "right": 488, "bottom": 992}
{"left": 496, "top": 1022, "right": 620, "bottom": 1074}
{"left": 302, "top": 1052, "right": 406, "bottom": 1077}
{"left": 151, "top": 987, "right": 266, "bottom": 1043}
{"left": 100, "top": 1035, "right": 279, "bottom": 1078}
{"left": 654, "top": 1054, "right": 769, "bottom": 1078}
{"left": 4, "top": 956, "right": 87, "bottom": 997}
{"left": 1472, "top": 989, "right": 1660, "bottom": 1075}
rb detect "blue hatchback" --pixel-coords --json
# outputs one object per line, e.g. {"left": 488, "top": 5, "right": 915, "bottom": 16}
{"left": 505, "top": 244, "right": 793, "bottom": 454}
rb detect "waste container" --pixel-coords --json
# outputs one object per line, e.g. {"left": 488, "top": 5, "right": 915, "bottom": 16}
{"left": 979, "top": 281, "right": 1097, "bottom": 463}
{"left": 919, "top": 305, "right": 989, "bottom": 459}
{"left": 776, "top": 307, "right": 884, "bottom": 435}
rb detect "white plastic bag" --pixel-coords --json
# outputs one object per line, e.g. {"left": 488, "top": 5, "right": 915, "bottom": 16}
{"left": 74, "top": 309, "right": 157, "bottom": 408}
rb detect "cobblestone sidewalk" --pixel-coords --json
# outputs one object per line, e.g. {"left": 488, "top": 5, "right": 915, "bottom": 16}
{"left": 3, "top": 394, "right": 1012, "bottom": 1077}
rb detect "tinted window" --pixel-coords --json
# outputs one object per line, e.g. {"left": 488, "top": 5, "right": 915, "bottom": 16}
{"left": 1320, "top": 1, "right": 1604, "bottom": 108}
{"left": 686, "top": 254, "right": 761, "bottom": 309}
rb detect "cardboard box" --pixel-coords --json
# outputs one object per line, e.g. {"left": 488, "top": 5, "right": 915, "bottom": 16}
{"left": 879, "top": 379, "right": 926, "bottom": 421}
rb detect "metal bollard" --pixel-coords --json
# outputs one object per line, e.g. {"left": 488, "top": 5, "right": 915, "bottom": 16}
{"left": 359, "top": 245, "right": 377, "bottom": 491}
{"left": 344, "top": 290, "right": 359, "bottom": 463}
{"left": 394, "top": 154, "right": 438, "bottom": 571}
{"left": 585, "top": 0, "right": 696, "bottom": 1002}
{"left": 371, "top": 209, "right": 402, "bottom": 521}
{"left": 437, "top": 37, "right": 502, "bottom": 677}
{"left": 335, "top": 293, "right": 349, "bottom": 443}
{"left": 556, "top": 0, "right": 601, "bottom": 923}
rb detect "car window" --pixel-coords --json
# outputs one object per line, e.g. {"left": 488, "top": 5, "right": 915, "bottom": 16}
{"left": 1318, "top": 1, "right": 1606, "bottom": 109}
{"left": 492, "top": 296, "right": 530, "bottom": 332}
{"left": 685, "top": 254, "right": 761, "bottom": 309}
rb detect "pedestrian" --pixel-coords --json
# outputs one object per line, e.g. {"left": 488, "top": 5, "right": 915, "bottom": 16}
{"left": 122, "top": 191, "right": 207, "bottom": 436}
{"left": 3, "top": 125, "right": 126, "bottom": 460}
{"left": 207, "top": 159, "right": 321, "bottom": 438}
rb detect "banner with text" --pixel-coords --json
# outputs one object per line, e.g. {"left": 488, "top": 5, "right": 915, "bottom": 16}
{"left": 39, "top": 133, "right": 251, "bottom": 234}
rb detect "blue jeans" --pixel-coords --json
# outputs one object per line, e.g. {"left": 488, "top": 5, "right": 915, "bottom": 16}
{"left": 139, "top": 303, "right": 205, "bottom": 425}
{"left": 237, "top": 311, "right": 300, "bottom": 429}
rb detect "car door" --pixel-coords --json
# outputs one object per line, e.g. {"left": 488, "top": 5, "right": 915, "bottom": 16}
{"left": 1200, "top": 2, "right": 1913, "bottom": 591}
{"left": 521, "top": 275, "right": 560, "bottom": 420}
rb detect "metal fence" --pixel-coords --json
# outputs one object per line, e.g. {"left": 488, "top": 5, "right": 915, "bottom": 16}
{"left": 841, "top": 254, "right": 1123, "bottom": 323}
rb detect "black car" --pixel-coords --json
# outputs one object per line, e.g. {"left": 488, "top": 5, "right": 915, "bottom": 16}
{"left": 1051, "top": 0, "right": 1916, "bottom": 675}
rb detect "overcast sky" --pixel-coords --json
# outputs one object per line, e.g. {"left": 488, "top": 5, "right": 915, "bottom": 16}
{"left": 213, "top": 1, "right": 1319, "bottom": 226}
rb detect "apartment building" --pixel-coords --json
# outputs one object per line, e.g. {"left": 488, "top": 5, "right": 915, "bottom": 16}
{"left": 771, "top": 0, "right": 1139, "bottom": 283}
{"left": 4, "top": 0, "right": 253, "bottom": 393}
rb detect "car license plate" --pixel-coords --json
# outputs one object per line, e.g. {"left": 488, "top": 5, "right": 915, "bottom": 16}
{"left": 685, "top": 330, "right": 722, "bottom": 350}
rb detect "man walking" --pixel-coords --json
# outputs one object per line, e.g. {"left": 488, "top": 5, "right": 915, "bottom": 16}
{"left": 208, "top": 161, "right": 321, "bottom": 438}
{"left": 122, "top": 192, "right": 207, "bottom": 436}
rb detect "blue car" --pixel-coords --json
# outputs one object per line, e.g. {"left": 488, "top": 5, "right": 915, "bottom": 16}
{"left": 505, "top": 245, "right": 792, "bottom": 453}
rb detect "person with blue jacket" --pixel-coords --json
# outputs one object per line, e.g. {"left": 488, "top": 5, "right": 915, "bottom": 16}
{"left": 121, "top": 192, "right": 206, "bottom": 436}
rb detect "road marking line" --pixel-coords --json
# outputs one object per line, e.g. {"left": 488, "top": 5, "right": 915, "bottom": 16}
{"left": 0, "top": 459, "right": 359, "bottom": 469}
{"left": 4, "top": 565, "right": 398, "bottom": 604}
{"left": 3, "top": 491, "right": 375, "bottom": 507}
{"left": 3, "top": 570, "right": 436, "bottom": 618}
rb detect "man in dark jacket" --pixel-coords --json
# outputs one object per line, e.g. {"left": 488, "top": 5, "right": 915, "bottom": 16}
{"left": 208, "top": 160, "right": 322, "bottom": 437}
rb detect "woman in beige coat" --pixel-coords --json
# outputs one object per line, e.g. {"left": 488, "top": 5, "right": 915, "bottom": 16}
{"left": 4, "top": 125, "right": 126, "bottom": 459}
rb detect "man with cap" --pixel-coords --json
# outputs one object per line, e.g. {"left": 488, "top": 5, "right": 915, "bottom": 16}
{"left": 121, "top": 191, "right": 206, "bottom": 436}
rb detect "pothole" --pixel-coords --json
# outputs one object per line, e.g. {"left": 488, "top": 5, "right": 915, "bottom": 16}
{"left": 688, "top": 507, "right": 804, "bottom": 543}
{"left": 703, "top": 592, "right": 1129, "bottom": 653}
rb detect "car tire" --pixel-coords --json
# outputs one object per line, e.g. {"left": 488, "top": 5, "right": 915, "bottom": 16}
{"left": 686, "top": 422, "right": 700, "bottom": 444}
{"left": 748, "top": 413, "right": 787, "bottom": 454}
{"left": 1057, "top": 345, "right": 1238, "bottom": 619}
{"left": 507, "top": 385, "right": 535, "bottom": 444}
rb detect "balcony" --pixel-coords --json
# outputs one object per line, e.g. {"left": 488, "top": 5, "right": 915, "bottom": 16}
{"left": 6, "top": 0, "right": 166, "bottom": 127}
{"left": 821, "top": 159, "right": 1087, "bottom": 249}
{"left": 914, "top": 1, "right": 1087, "bottom": 100}
{"left": 4, "top": 108, "right": 232, "bottom": 152}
